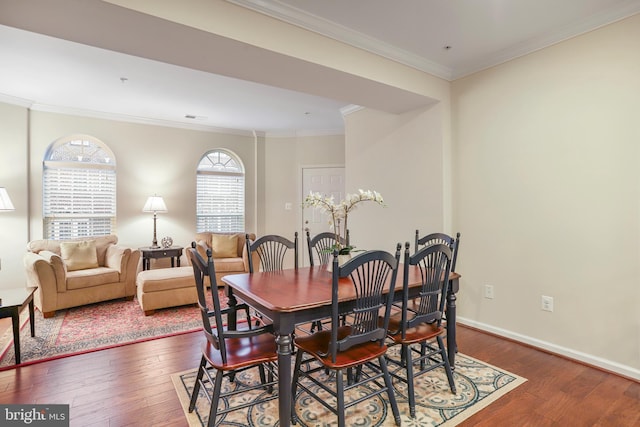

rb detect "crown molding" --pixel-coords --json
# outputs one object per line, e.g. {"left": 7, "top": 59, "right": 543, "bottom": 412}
{"left": 29, "top": 103, "right": 259, "bottom": 136}
{"left": 1, "top": 93, "right": 342, "bottom": 137}
{"left": 263, "top": 128, "right": 344, "bottom": 138}
{"left": 452, "top": 4, "right": 640, "bottom": 79}
{"left": 229, "top": 0, "right": 640, "bottom": 81}
{"left": 340, "top": 104, "right": 363, "bottom": 117}
{"left": 227, "top": 0, "right": 453, "bottom": 80}
{"left": 0, "top": 92, "right": 34, "bottom": 108}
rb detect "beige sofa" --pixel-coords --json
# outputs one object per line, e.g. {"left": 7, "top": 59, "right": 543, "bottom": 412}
{"left": 23, "top": 235, "right": 140, "bottom": 318}
{"left": 189, "top": 232, "right": 255, "bottom": 283}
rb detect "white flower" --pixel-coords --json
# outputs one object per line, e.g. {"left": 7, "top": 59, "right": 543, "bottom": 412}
{"left": 302, "top": 189, "right": 385, "bottom": 253}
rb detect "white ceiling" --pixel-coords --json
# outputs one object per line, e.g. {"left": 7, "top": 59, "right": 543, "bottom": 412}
{"left": 0, "top": 0, "right": 638, "bottom": 135}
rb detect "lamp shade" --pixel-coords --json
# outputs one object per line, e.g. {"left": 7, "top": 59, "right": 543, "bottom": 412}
{"left": 0, "top": 187, "right": 15, "bottom": 211}
{"left": 142, "top": 195, "right": 168, "bottom": 213}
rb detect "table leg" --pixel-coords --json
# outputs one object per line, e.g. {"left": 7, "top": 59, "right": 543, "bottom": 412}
{"left": 11, "top": 309, "right": 21, "bottom": 365}
{"left": 226, "top": 288, "right": 238, "bottom": 331}
{"left": 276, "top": 333, "right": 293, "bottom": 427}
{"left": 446, "top": 278, "right": 458, "bottom": 369}
{"left": 28, "top": 298, "right": 35, "bottom": 337}
{"left": 171, "top": 257, "right": 175, "bottom": 268}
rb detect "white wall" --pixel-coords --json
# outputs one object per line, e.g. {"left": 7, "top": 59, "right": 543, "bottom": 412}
{"left": 344, "top": 104, "right": 448, "bottom": 254}
{"left": 262, "top": 134, "right": 345, "bottom": 267}
{"left": 0, "top": 102, "right": 29, "bottom": 286}
{"left": 452, "top": 14, "right": 640, "bottom": 376}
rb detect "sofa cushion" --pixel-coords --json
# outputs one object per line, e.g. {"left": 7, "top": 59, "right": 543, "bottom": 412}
{"left": 66, "top": 267, "right": 120, "bottom": 290}
{"left": 212, "top": 257, "right": 245, "bottom": 273}
{"left": 194, "top": 232, "right": 256, "bottom": 258}
{"left": 60, "top": 240, "right": 99, "bottom": 271}
{"left": 210, "top": 234, "right": 238, "bottom": 258}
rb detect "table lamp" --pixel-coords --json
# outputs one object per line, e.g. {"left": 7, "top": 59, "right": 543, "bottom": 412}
{"left": 142, "top": 195, "right": 167, "bottom": 248}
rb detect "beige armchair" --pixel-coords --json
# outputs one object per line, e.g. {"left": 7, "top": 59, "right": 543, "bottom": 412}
{"left": 23, "top": 235, "right": 140, "bottom": 318}
{"left": 188, "top": 232, "right": 255, "bottom": 283}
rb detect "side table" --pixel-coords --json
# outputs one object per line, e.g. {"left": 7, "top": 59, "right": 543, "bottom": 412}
{"left": 0, "top": 287, "right": 36, "bottom": 364}
{"left": 139, "top": 246, "right": 184, "bottom": 270}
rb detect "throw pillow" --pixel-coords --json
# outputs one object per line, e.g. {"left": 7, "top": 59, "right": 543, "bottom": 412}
{"left": 210, "top": 234, "right": 238, "bottom": 258}
{"left": 60, "top": 240, "right": 99, "bottom": 271}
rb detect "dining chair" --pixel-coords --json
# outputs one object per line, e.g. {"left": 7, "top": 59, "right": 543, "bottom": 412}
{"left": 305, "top": 229, "right": 349, "bottom": 333}
{"left": 413, "top": 230, "right": 461, "bottom": 357}
{"left": 414, "top": 230, "right": 461, "bottom": 271}
{"left": 305, "top": 229, "right": 349, "bottom": 267}
{"left": 187, "top": 245, "right": 278, "bottom": 426}
{"left": 246, "top": 232, "right": 299, "bottom": 273}
{"left": 291, "top": 246, "right": 402, "bottom": 427}
{"left": 385, "top": 242, "right": 457, "bottom": 418}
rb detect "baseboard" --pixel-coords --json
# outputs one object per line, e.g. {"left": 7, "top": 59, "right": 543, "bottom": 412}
{"left": 458, "top": 317, "right": 640, "bottom": 381}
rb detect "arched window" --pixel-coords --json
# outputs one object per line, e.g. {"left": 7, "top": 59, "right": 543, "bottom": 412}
{"left": 43, "top": 135, "right": 116, "bottom": 239}
{"left": 196, "top": 149, "right": 245, "bottom": 232}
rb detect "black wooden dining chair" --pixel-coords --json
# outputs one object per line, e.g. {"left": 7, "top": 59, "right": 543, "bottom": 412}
{"left": 246, "top": 232, "right": 298, "bottom": 273}
{"left": 414, "top": 230, "right": 461, "bottom": 271}
{"left": 305, "top": 230, "right": 349, "bottom": 333}
{"left": 305, "top": 229, "right": 349, "bottom": 267}
{"left": 291, "top": 246, "right": 402, "bottom": 427}
{"left": 189, "top": 240, "right": 253, "bottom": 326}
{"left": 187, "top": 245, "right": 278, "bottom": 426}
{"left": 413, "top": 230, "right": 461, "bottom": 356}
{"left": 385, "top": 242, "right": 457, "bottom": 418}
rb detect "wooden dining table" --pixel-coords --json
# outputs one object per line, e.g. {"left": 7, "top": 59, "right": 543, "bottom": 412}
{"left": 221, "top": 265, "right": 460, "bottom": 427}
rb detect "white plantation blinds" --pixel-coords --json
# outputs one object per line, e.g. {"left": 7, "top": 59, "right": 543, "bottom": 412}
{"left": 196, "top": 150, "right": 245, "bottom": 232}
{"left": 43, "top": 136, "right": 116, "bottom": 239}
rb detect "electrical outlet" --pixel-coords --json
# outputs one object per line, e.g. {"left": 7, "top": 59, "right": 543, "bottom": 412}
{"left": 484, "top": 284, "right": 494, "bottom": 299}
{"left": 541, "top": 295, "right": 554, "bottom": 312}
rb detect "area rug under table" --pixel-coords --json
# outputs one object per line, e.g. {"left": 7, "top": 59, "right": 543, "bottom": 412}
{"left": 0, "top": 290, "right": 227, "bottom": 369}
{"left": 172, "top": 349, "right": 527, "bottom": 427}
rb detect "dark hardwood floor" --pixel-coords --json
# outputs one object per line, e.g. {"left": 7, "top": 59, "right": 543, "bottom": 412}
{"left": 1, "top": 325, "right": 637, "bottom": 426}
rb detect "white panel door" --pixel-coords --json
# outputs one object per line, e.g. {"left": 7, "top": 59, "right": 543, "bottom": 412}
{"left": 302, "top": 167, "right": 345, "bottom": 266}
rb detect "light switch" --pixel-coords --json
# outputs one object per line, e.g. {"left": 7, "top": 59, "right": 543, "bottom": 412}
{"left": 285, "top": 202, "right": 292, "bottom": 210}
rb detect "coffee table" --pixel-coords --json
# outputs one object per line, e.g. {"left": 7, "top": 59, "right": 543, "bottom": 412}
{"left": 0, "top": 287, "right": 36, "bottom": 364}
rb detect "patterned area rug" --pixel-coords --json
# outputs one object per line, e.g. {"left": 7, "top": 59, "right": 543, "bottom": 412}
{"left": 0, "top": 290, "right": 226, "bottom": 370}
{"left": 172, "top": 347, "right": 527, "bottom": 426}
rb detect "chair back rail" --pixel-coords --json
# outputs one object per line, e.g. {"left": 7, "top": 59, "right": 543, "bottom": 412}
{"left": 414, "top": 230, "right": 461, "bottom": 271}
{"left": 306, "top": 230, "right": 349, "bottom": 266}
{"left": 246, "top": 232, "right": 298, "bottom": 272}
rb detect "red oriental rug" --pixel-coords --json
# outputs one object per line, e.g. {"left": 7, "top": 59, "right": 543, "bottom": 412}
{"left": 0, "top": 290, "right": 227, "bottom": 370}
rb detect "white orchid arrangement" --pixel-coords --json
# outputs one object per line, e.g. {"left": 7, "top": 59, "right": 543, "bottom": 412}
{"left": 303, "top": 189, "right": 386, "bottom": 254}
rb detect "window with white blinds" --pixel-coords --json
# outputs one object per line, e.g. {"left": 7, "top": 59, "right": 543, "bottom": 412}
{"left": 196, "top": 149, "right": 245, "bottom": 232}
{"left": 43, "top": 136, "right": 116, "bottom": 240}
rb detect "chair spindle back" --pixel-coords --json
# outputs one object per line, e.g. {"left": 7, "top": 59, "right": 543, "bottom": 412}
{"left": 329, "top": 244, "right": 401, "bottom": 362}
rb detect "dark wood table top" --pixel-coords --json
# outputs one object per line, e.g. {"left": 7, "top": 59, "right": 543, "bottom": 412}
{"left": 222, "top": 265, "right": 460, "bottom": 313}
